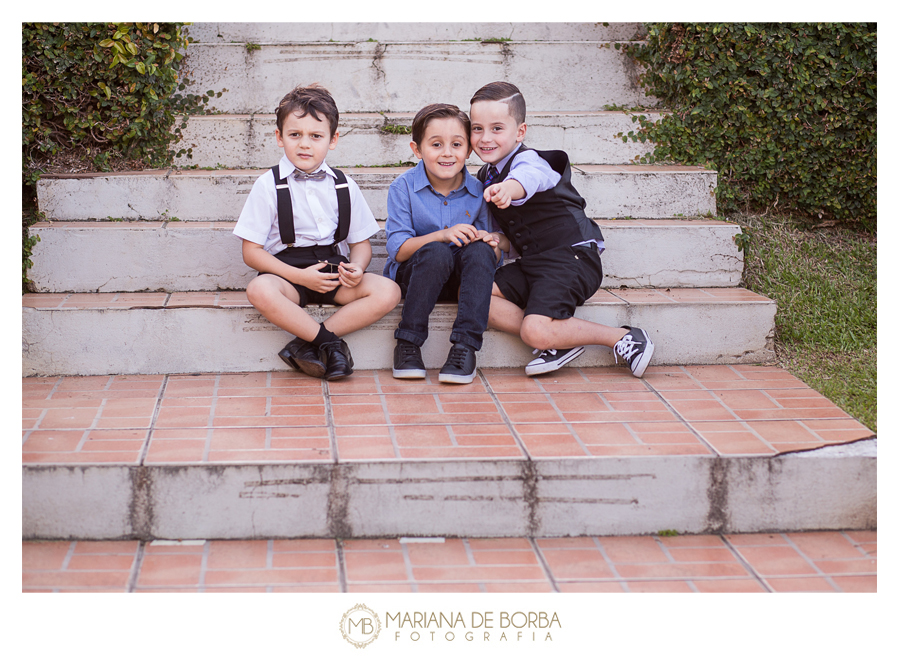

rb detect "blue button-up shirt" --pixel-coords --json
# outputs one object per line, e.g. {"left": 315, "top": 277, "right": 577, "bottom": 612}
{"left": 383, "top": 160, "right": 493, "bottom": 280}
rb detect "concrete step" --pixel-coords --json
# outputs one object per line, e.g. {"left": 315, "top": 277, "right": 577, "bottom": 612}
{"left": 175, "top": 111, "right": 661, "bottom": 169}
{"left": 185, "top": 22, "right": 647, "bottom": 43}
{"left": 35, "top": 166, "right": 717, "bottom": 223}
{"left": 22, "top": 288, "right": 775, "bottom": 377}
{"left": 21, "top": 366, "right": 876, "bottom": 540}
{"left": 28, "top": 219, "right": 743, "bottom": 293}
{"left": 181, "top": 41, "right": 653, "bottom": 114}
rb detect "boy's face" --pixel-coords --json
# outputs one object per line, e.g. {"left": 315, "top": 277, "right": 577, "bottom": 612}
{"left": 409, "top": 117, "right": 470, "bottom": 190}
{"left": 276, "top": 111, "right": 338, "bottom": 174}
{"left": 469, "top": 100, "right": 526, "bottom": 165}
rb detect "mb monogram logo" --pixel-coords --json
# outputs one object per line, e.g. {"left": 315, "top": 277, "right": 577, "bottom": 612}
{"left": 340, "top": 603, "right": 382, "bottom": 648}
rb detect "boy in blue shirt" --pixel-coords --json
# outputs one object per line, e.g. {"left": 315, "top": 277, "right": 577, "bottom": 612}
{"left": 469, "top": 81, "right": 655, "bottom": 377}
{"left": 384, "top": 103, "right": 501, "bottom": 384}
{"left": 235, "top": 84, "right": 401, "bottom": 380}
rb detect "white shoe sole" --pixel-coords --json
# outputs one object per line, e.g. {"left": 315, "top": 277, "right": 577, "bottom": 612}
{"left": 438, "top": 371, "right": 476, "bottom": 384}
{"left": 525, "top": 346, "right": 585, "bottom": 376}
{"left": 392, "top": 368, "right": 426, "bottom": 379}
{"left": 629, "top": 340, "right": 655, "bottom": 378}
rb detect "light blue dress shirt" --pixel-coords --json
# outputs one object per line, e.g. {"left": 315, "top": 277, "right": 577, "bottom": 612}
{"left": 383, "top": 161, "right": 492, "bottom": 280}
{"left": 491, "top": 144, "right": 562, "bottom": 206}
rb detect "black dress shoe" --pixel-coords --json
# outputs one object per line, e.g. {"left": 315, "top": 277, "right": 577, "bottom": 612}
{"left": 278, "top": 337, "right": 326, "bottom": 379}
{"left": 320, "top": 339, "right": 354, "bottom": 381}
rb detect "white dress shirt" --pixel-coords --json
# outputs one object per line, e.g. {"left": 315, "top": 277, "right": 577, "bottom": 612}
{"left": 234, "top": 155, "right": 379, "bottom": 257}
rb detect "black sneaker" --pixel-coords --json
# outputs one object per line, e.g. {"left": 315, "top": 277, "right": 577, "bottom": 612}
{"left": 525, "top": 346, "right": 585, "bottom": 376}
{"left": 278, "top": 336, "right": 326, "bottom": 378}
{"left": 320, "top": 339, "right": 354, "bottom": 381}
{"left": 392, "top": 340, "right": 426, "bottom": 379}
{"left": 438, "top": 343, "right": 477, "bottom": 384}
{"left": 614, "top": 326, "right": 654, "bottom": 378}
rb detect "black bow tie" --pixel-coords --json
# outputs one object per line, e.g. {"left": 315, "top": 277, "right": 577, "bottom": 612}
{"left": 293, "top": 169, "right": 328, "bottom": 181}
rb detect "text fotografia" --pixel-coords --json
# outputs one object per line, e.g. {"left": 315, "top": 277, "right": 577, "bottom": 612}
{"left": 387, "top": 611, "right": 561, "bottom": 642}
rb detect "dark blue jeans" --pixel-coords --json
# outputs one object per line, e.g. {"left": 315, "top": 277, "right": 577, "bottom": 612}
{"left": 393, "top": 240, "right": 496, "bottom": 351}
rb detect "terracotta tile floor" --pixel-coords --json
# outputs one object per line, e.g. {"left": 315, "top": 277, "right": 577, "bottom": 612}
{"left": 22, "top": 531, "right": 876, "bottom": 593}
{"left": 23, "top": 365, "right": 874, "bottom": 464}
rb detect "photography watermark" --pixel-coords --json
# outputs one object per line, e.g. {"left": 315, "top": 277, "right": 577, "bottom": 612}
{"left": 340, "top": 607, "right": 560, "bottom": 646}
{"left": 339, "top": 604, "right": 382, "bottom": 648}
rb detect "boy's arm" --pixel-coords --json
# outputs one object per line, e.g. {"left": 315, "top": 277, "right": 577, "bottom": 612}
{"left": 483, "top": 179, "right": 526, "bottom": 210}
{"left": 337, "top": 239, "right": 372, "bottom": 288}
{"left": 241, "top": 239, "right": 339, "bottom": 293}
{"left": 394, "top": 225, "right": 480, "bottom": 262}
{"left": 484, "top": 151, "right": 560, "bottom": 209}
{"left": 385, "top": 178, "right": 478, "bottom": 263}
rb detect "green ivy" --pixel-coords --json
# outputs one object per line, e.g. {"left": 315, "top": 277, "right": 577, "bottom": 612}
{"left": 22, "top": 22, "right": 222, "bottom": 290}
{"left": 623, "top": 23, "right": 876, "bottom": 230}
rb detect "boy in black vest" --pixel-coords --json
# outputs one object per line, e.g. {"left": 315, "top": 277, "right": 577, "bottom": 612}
{"left": 469, "top": 81, "right": 655, "bottom": 377}
{"left": 234, "top": 84, "right": 401, "bottom": 380}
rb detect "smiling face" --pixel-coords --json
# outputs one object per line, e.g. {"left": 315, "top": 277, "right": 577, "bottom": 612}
{"left": 410, "top": 116, "right": 471, "bottom": 193}
{"left": 469, "top": 99, "right": 526, "bottom": 165}
{"left": 276, "top": 111, "right": 339, "bottom": 174}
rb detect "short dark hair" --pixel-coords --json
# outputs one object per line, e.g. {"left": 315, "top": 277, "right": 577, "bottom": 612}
{"left": 275, "top": 83, "right": 339, "bottom": 136}
{"left": 469, "top": 81, "right": 526, "bottom": 125}
{"left": 411, "top": 103, "right": 471, "bottom": 146}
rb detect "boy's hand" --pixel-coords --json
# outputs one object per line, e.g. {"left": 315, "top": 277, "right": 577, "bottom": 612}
{"left": 299, "top": 262, "right": 341, "bottom": 293}
{"left": 476, "top": 230, "right": 506, "bottom": 263}
{"left": 484, "top": 182, "right": 512, "bottom": 209}
{"left": 337, "top": 262, "right": 364, "bottom": 288}
{"left": 441, "top": 223, "right": 478, "bottom": 247}
{"left": 484, "top": 180, "right": 525, "bottom": 209}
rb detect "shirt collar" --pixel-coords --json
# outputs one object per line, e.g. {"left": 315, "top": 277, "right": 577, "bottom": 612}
{"left": 492, "top": 143, "right": 524, "bottom": 175}
{"left": 278, "top": 155, "right": 334, "bottom": 181}
{"left": 411, "top": 160, "right": 481, "bottom": 197}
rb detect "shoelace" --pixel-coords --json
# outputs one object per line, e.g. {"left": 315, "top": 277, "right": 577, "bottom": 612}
{"left": 532, "top": 348, "right": 558, "bottom": 359}
{"left": 445, "top": 346, "right": 470, "bottom": 367}
{"left": 614, "top": 335, "right": 638, "bottom": 364}
{"left": 398, "top": 343, "right": 420, "bottom": 359}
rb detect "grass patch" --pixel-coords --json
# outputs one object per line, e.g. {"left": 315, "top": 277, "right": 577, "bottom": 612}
{"left": 736, "top": 213, "right": 876, "bottom": 431}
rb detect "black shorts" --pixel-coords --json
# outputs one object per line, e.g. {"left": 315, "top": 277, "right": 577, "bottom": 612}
{"left": 263, "top": 245, "right": 349, "bottom": 307}
{"left": 494, "top": 244, "right": 603, "bottom": 319}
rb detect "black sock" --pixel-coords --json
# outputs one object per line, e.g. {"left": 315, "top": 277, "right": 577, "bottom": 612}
{"left": 311, "top": 323, "right": 339, "bottom": 348}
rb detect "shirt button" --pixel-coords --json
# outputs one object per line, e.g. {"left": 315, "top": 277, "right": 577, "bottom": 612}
{"left": 522, "top": 245, "right": 529, "bottom": 251}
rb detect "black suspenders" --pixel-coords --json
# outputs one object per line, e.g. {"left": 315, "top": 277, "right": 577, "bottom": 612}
{"left": 271, "top": 166, "right": 351, "bottom": 247}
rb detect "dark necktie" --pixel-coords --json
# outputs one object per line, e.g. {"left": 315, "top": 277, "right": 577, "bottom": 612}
{"left": 484, "top": 165, "right": 499, "bottom": 186}
{"left": 293, "top": 169, "right": 328, "bottom": 182}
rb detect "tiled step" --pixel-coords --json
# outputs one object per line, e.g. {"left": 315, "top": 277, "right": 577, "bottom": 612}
{"left": 181, "top": 41, "right": 653, "bottom": 114}
{"left": 22, "top": 288, "right": 775, "bottom": 376}
{"left": 22, "top": 532, "right": 877, "bottom": 593}
{"left": 27, "top": 219, "right": 742, "bottom": 293}
{"left": 185, "top": 22, "right": 648, "bottom": 44}
{"left": 175, "top": 111, "right": 661, "bottom": 169}
{"left": 21, "top": 367, "right": 876, "bottom": 540}
{"left": 35, "top": 166, "right": 717, "bottom": 222}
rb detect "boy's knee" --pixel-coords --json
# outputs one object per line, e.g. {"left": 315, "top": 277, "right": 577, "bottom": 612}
{"left": 412, "top": 241, "right": 454, "bottom": 271}
{"left": 246, "top": 276, "right": 276, "bottom": 306}
{"left": 519, "top": 315, "right": 555, "bottom": 350}
{"left": 246, "top": 274, "right": 296, "bottom": 309}
{"left": 463, "top": 239, "right": 496, "bottom": 263}
{"left": 362, "top": 273, "right": 401, "bottom": 307}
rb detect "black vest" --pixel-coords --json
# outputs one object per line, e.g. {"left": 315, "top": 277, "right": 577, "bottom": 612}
{"left": 477, "top": 145, "right": 603, "bottom": 256}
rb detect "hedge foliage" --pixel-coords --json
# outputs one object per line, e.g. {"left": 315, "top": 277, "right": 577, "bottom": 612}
{"left": 22, "top": 22, "right": 219, "bottom": 289}
{"left": 22, "top": 22, "right": 217, "bottom": 186}
{"left": 622, "top": 23, "right": 876, "bottom": 229}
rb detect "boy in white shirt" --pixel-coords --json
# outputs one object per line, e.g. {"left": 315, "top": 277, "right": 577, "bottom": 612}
{"left": 234, "top": 84, "right": 401, "bottom": 380}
